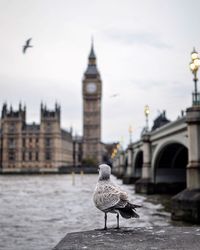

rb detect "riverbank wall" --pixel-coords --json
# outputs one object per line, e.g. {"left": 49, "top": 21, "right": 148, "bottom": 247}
{"left": 53, "top": 226, "right": 200, "bottom": 250}
{"left": 0, "top": 165, "right": 98, "bottom": 175}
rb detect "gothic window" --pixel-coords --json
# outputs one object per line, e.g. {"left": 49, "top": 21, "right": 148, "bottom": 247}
{"left": 35, "top": 152, "right": 39, "bottom": 161}
{"left": 8, "top": 150, "right": 15, "bottom": 161}
{"left": 29, "top": 152, "right": 32, "bottom": 161}
{"left": 46, "top": 123, "right": 52, "bottom": 132}
{"left": 45, "top": 138, "right": 51, "bottom": 147}
{"left": 45, "top": 151, "right": 51, "bottom": 161}
{"left": 8, "top": 138, "right": 15, "bottom": 149}
{"left": 22, "top": 138, "right": 26, "bottom": 147}
{"left": 22, "top": 151, "right": 26, "bottom": 161}
{"left": 9, "top": 123, "right": 15, "bottom": 133}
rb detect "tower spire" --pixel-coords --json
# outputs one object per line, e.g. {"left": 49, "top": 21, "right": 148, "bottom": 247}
{"left": 91, "top": 35, "right": 94, "bottom": 47}
{"left": 85, "top": 39, "right": 99, "bottom": 77}
{"left": 89, "top": 37, "right": 96, "bottom": 61}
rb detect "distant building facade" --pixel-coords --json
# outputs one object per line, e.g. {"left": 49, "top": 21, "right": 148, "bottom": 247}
{"left": 82, "top": 43, "right": 103, "bottom": 164}
{"left": 0, "top": 103, "right": 73, "bottom": 173}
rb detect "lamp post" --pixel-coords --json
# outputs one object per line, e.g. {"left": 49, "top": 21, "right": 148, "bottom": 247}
{"left": 189, "top": 48, "right": 200, "bottom": 106}
{"left": 144, "top": 105, "right": 150, "bottom": 132}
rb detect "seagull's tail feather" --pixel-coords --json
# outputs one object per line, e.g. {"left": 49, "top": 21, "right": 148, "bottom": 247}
{"left": 117, "top": 203, "right": 140, "bottom": 219}
{"left": 129, "top": 203, "right": 142, "bottom": 209}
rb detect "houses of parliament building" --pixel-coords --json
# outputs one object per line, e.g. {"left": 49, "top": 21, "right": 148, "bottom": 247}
{"left": 0, "top": 103, "right": 73, "bottom": 173}
{"left": 0, "top": 43, "right": 113, "bottom": 173}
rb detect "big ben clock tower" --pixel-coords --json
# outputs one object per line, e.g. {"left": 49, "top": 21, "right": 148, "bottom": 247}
{"left": 82, "top": 42, "right": 102, "bottom": 164}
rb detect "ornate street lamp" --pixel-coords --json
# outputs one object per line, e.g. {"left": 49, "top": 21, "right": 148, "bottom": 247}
{"left": 189, "top": 48, "right": 200, "bottom": 106}
{"left": 144, "top": 105, "right": 150, "bottom": 132}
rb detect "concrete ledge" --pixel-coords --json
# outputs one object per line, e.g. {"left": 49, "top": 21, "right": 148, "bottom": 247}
{"left": 0, "top": 168, "right": 59, "bottom": 174}
{"left": 53, "top": 226, "right": 200, "bottom": 250}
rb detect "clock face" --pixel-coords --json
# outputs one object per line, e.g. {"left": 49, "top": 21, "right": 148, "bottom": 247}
{"left": 86, "top": 82, "right": 97, "bottom": 93}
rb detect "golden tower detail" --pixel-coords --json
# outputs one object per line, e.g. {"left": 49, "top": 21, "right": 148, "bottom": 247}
{"left": 82, "top": 43, "right": 102, "bottom": 164}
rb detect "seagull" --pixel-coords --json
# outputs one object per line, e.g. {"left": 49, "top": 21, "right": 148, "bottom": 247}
{"left": 110, "top": 93, "right": 119, "bottom": 98}
{"left": 23, "top": 38, "right": 33, "bottom": 54}
{"left": 93, "top": 164, "right": 141, "bottom": 230}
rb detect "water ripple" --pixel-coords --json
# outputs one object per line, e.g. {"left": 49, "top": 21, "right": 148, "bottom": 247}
{"left": 0, "top": 174, "right": 171, "bottom": 250}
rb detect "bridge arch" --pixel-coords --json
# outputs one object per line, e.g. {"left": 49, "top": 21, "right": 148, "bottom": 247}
{"left": 133, "top": 150, "right": 143, "bottom": 178}
{"left": 152, "top": 141, "right": 188, "bottom": 184}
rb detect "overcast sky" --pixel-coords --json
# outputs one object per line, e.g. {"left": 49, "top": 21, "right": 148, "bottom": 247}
{"left": 1, "top": 0, "right": 200, "bottom": 147}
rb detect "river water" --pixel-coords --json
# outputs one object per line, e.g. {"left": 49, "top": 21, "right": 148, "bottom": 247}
{"left": 0, "top": 174, "right": 172, "bottom": 250}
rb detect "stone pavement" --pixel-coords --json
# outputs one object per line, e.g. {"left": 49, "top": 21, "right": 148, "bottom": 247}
{"left": 53, "top": 226, "right": 200, "bottom": 250}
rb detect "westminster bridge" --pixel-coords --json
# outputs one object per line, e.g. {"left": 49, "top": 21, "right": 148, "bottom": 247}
{"left": 112, "top": 105, "right": 200, "bottom": 223}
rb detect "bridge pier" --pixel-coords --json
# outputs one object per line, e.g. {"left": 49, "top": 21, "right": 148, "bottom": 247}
{"left": 123, "top": 147, "right": 137, "bottom": 184}
{"left": 115, "top": 153, "right": 125, "bottom": 179}
{"left": 172, "top": 106, "right": 200, "bottom": 223}
{"left": 113, "top": 156, "right": 120, "bottom": 177}
{"left": 135, "top": 133, "right": 155, "bottom": 194}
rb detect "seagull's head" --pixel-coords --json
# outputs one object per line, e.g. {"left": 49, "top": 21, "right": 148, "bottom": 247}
{"left": 98, "top": 164, "right": 111, "bottom": 180}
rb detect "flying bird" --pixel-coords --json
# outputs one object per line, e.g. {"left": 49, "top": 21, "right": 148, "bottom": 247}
{"left": 93, "top": 164, "right": 141, "bottom": 230}
{"left": 110, "top": 93, "right": 119, "bottom": 98}
{"left": 23, "top": 38, "right": 33, "bottom": 54}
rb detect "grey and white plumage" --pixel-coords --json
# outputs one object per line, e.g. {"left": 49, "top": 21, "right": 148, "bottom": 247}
{"left": 93, "top": 164, "right": 141, "bottom": 229}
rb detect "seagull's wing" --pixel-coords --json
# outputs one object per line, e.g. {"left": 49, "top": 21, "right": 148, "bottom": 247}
{"left": 93, "top": 183, "right": 128, "bottom": 211}
{"left": 23, "top": 46, "right": 27, "bottom": 54}
{"left": 109, "top": 182, "right": 129, "bottom": 201}
{"left": 26, "top": 38, "right": 32, "bottom": 46}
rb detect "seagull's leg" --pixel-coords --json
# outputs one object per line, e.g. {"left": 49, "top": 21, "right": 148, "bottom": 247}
{"left": 104, "top": 212, "right": 107, "bottom": 230}
{"left": 116, "top": 213, "right": 119, "bottom": 229}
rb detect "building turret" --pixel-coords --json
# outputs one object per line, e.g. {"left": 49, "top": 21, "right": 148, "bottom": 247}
{"left": 1, "top": 102, "right": 26, "bottom": 124}
{"left": 40, "top": 102, "right": 60, "bottom": 123}
{"left": 1, "top": 103, "right": 7, "bottom": 118}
